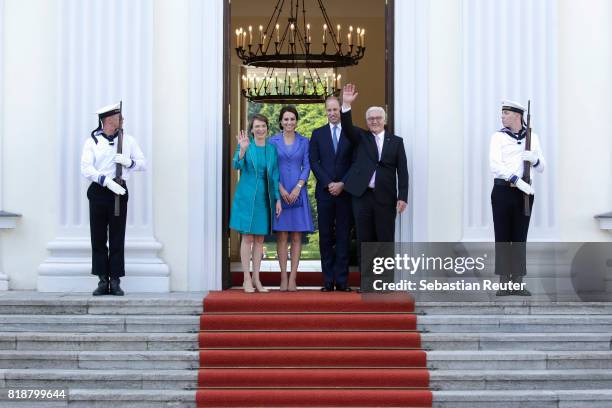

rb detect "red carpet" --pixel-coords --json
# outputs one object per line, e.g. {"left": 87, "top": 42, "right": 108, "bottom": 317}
{"left": 197, "top": 290, "right": 432, "bottom": 407}
{"left": 231, "top": 271, "right": 362, "bottom": 287}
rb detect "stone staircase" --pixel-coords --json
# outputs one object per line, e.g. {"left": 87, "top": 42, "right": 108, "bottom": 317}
{"left": 418, "top": 301, "right": 612, "bottom": 408}
{"left": 0, "top": 292, "right": 201, "bottom": 407}
{"left": 0, "top": 293, "right": 611, "bottom": 407}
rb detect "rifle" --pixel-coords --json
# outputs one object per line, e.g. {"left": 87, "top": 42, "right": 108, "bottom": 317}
{"left": 522, "top": 100, "right": 532, "bottom": 217}
{"left": 114, "top": 100, "right": 124, "bottom": 217}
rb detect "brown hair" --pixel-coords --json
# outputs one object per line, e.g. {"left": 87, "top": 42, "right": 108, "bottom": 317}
{"left": 278, "top": 105, "right": 299, "bottom": 128}
{"left": 249, "top": 113, "right": 269, "bottom": 135}
{"left": 325, "top": 96, "right": 340, "bottom": 106}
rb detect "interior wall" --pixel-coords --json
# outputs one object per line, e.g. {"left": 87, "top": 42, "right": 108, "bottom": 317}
{"left": 230, "top": 0, "right": 386, "bottom": 129}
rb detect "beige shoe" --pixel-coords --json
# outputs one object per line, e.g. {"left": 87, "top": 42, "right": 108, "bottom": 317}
{"left": 288, "top": 278, "right": 298, "bottom": 292}
{"left": 254, "top": 280, "right": 269, "bottom": 293}
{"left": 243, "top": 280, "right": 255, "bottom": 293}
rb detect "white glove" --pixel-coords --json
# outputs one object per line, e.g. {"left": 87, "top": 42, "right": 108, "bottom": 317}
{"left": 515, "top": 178, "right": 534, "bottom": 195}
{"left": 103, "top": 178, "right": 126, "bottom": 195}
{"left": 114, "top": 154, "right": 132, "bottom": 168}
{"left": 521, "top": 150, "right": 538, "bottom": 164}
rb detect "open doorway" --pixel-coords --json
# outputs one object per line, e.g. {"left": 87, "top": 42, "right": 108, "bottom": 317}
{"left": 224, "top": 0, "right": 391, "bottom": 287}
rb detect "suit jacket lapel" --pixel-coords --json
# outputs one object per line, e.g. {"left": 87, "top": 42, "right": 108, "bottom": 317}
{"left": 379, "top": 131, "right": 393, "bottom": 161}
{"left": 327, "top": 126, "right": 343, "bottom": 162}
{"left": 285, "top": 134, "right": 301, "bottom": 159}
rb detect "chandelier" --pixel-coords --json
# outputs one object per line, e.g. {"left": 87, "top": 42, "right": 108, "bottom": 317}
{"left": 235, "top": 0, "right": 366, "bottom": 104}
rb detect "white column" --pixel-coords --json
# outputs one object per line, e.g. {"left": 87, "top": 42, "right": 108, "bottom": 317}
{"left": 0, "top": 0, "right": 8, "bottom": 291}
{"left": 559, "top": 0, "right": 612, "bottom": 241}
{"left": 394, "top": 0, "right": 430, "bottom": 242}
{"left": 187, "top": 0, "right": 224, "bottom": 291}
{"left": 37, "top": 0, "right": 169, "bottom": 292}
{"left": 462, "top": 0, "right": 559, "bottom": 241}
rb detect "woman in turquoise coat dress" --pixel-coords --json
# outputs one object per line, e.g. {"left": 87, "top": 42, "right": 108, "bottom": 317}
{"left": 229, "top": 114, "right": 282, "bottom": 293}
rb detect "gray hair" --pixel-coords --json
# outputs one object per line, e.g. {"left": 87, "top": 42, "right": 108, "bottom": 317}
{"left": 365, "top": 106, "right": 386, "bottom": 122}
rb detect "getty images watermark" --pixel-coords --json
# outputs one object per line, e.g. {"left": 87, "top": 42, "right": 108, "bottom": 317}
{"left": 359, "top": 242, "right": 612, "bottom": 301}
{"left": 370, "top": 253, "right": 525, "bottom": 292}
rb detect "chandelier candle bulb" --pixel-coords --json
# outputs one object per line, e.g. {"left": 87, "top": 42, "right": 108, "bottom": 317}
{"left": 259, "top": 25, "right": 263, "bottom": 45}
{"left": 235, "top": 29, "right": 240, "bottom": 48}
{"left": 323, "top": 24, "right": 327, "bottom": 44}
{"left": 290, "top": 23, "right": 295, "bottom": 44}
{"left": 275, "top": 23, "right": 280, "bottom": 42}
{"left": 306, "top": 23, "right": 311, "bottom": 43}
{"left": 349, "top": 26, "right": 353, "bottom": 46}
{"left": 336, "top": 74, "right": 341, "bottom": 90}
{"left": 248, "top": 26, "right": 252, "bottom": 46}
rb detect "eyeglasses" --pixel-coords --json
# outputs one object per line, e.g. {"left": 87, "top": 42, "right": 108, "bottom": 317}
{"left": 366, "top": 116, "right": 384, "bottom": 122}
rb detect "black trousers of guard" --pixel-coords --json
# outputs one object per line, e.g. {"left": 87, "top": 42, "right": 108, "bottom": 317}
{"left": 491, "top": 184, "right": 533, "bottom": 279}
{"left": 87, "top": 182, "right": 128, "bottom": 279}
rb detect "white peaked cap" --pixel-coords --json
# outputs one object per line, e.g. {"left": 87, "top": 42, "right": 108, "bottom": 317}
{"left": 96, "top": 102, "right": 121, "bottom": 118}
{"left": 501, "top": 100, "right": 526, "bottom": 114}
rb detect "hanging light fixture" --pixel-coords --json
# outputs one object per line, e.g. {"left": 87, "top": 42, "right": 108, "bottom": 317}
{"left": 235, "top": 0, "right": 366, "bottom": 104}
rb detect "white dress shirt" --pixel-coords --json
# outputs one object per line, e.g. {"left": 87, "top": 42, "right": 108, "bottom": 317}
{"left": 81, "top": 132, "right": 146, "bottom": 185}
{"left": 368, "top": 131, "right": 385, "bottom": 188}
{"left": 489, "top": 130, "right": 545, "bottom": 182}
{"left": 329, "top": 122, "right": 342, "bottom": 142}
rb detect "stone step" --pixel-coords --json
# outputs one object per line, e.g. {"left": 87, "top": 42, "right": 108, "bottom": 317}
{"left": 430, "top": 369, "right": 612, "bottom": 391}
{"left": 0, "top": 369, "right": 197, "bottom": 390}
{"left": 0, "top": 315, "right": 200, "bottom": 333}
{"left": 422, "top": 332, "right": 612, "bottom": 351}
{"left": 417, "top": 302, "right": 612, "bottom": 315}
{"left": 3, "top": 349, "right": 611, "bottom": 371}
{"left": 0, "top": 388, "right": 196, "bottom": 408}
{"left": 418, "top": 314, "right": 612, "bottom": 332}
{"left": 0, "top": 351, "right": 199, "bottom": 370}
{"left": 0, "top": 293, "right": 204, "bottom": 315}
{"left": 433, "top": 389, "right": 612, "bottom": 408}
{"left": 0, "top": 332, "right": 198, "bottom": 351}
{"left": 427, "top": 351, "right": 612, "bottom": 370}
{"left": 11, "top": 367, "right": 601, "bottom": 392}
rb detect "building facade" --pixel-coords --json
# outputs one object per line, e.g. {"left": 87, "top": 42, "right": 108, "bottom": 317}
{"left": 0, "top": 0, "right": 610, "bottom": 292}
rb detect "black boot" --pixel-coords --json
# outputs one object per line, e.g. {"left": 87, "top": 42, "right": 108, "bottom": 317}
{"left": 495, "top": 275, "right": 511, "bottom": 296}
{"left": 511, "top": 275, "right": 531, "bottom": 296}
{"left": 92, "top": 276, "right": 110, "bottom": 296}
{"left": 109, "top": 278, "right": 125, "bottom": 296}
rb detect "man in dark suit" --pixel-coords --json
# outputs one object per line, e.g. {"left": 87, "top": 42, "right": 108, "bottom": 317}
{"left": 310, "top": 96, "right": 354, "bottom": 292}
{"left": 340, "top": 83, "right": 409, "bottom": 248}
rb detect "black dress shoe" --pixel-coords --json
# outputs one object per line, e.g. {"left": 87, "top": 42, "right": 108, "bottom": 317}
{"left": 512, "top": 288, "right": 532, "bottom": 296}
{"left": 495, "top": 289, "right": 511, "bottom": 296}
{"left": 109, "top": 278, "right": 125, "bottom": 296}
{"left": 92, "top": 277, "right": 110, "bottom": 296}
{"left": 335, "top": 284, "right": 352, "bottom": 292}
{"left": 320, "top": 284, "right": 334, "bottom": 292}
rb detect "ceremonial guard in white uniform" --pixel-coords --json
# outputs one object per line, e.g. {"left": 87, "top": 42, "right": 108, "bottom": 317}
{"left": 489, "top": 100, "right": 546, "bottom": 296}
{"left": 80, "top": 103, "right": 146, "bottom": 296}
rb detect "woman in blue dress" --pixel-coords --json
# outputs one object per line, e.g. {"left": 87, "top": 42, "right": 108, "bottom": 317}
{"left": 268, "top": 106, "right": 315, "bottom": 291}
{"left": 229, "top": 114, "right": 282, "bottom": 293}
